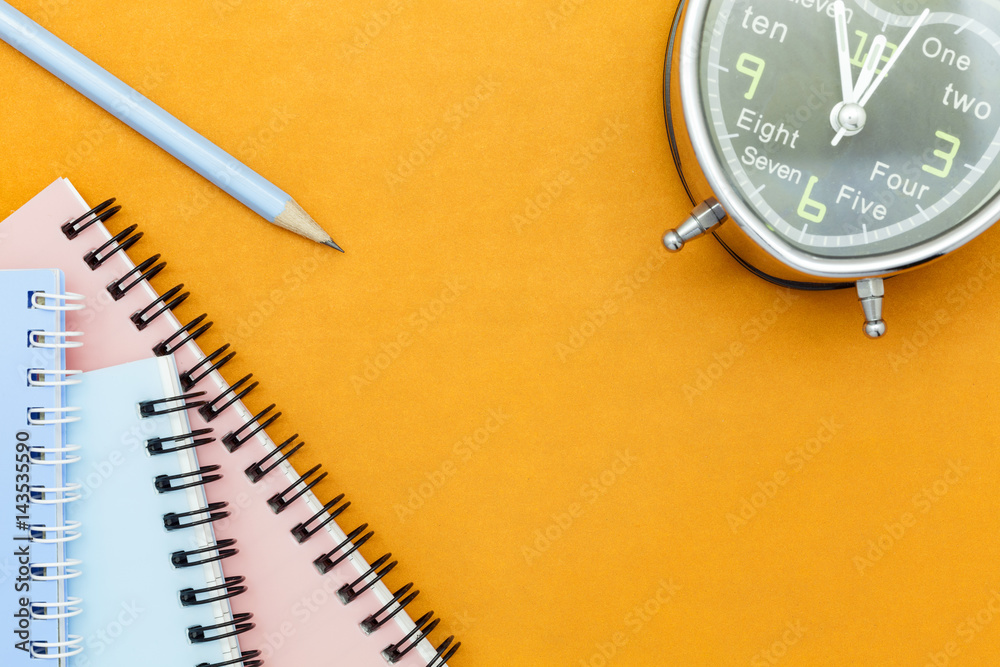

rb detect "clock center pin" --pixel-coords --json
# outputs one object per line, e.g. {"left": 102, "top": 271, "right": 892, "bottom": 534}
{"left": 830, "top": 101, "right": 867, "bottom": 137}
{"left": 837, "top": 103, "right": 867, "bottom": 132}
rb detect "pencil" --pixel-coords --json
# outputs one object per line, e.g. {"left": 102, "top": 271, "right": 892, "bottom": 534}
{"left": 0, "top": 2, "right": 343, "bottom": 252}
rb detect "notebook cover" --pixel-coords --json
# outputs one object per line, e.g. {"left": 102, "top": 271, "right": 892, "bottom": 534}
{"left": 0, "top": 268, "right": 80, "bottom": 665}
{"left": 65, "top": 356, "right": 244, "bottom": 667}
{"left": 0, "top": 180, "right": 449, "bottom": 665}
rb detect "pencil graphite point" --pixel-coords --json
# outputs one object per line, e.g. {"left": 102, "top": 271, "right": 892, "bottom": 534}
{"left": 274, "top": 199, "right": 342, "bottom": 250}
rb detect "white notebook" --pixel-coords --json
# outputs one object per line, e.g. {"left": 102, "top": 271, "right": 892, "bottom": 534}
{"left": 65, "top": 356, "right": 252, "bottom": 667}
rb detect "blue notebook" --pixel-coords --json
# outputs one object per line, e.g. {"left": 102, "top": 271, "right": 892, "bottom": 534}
{"left": 65, "top": 356, "right": 250, "bottom": 667}
{"left": 0, "top": 269, "right": 84, "bottom": 664}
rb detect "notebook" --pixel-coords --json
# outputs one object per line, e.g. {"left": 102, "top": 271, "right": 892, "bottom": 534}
{"left": 0, "top": 269, "right": 83, "bottom": 664}
{"left": 0, "top": 179, "right": 459, "bottom": 666}
{"left": 65, "top": 356, "right": 252, "bottom": 667}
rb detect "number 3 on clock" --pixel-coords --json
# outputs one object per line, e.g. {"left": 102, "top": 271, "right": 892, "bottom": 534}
{"left": 923, "top": 131, "right": 961, "bottom": 179}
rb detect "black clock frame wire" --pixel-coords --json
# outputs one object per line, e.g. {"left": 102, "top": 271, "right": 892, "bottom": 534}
{"left": 663, "top": 0, "right": 856, "bottom": 292}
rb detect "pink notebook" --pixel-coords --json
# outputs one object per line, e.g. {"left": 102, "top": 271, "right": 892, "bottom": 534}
{"left": 0, "top": 179, "right": 459, "bottom": 667}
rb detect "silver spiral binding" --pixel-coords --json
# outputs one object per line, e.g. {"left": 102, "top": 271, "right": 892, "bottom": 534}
{"left": 30, "top": 292, "right": 86, "bottom": 311}
{"left": 30, "top": 522, "right": 83, "bottom": 545}
{"left": 27, "top": 331, "right": 84, "bottom": 349}
{"left": 31, "top": 599, "right": 83, "bottom": 620}
{"left": 26, "top": 292, "right": 85, "bottom": 660}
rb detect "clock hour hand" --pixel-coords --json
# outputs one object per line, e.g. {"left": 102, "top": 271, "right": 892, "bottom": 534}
{"left": 833, "top": 1, "right": 855, "bottom": 104}
{"left": 830, "top": 35, "right": 884, "bottom": 146}
{"left": 832, "top": 7, "right": 931, "bottom": 146}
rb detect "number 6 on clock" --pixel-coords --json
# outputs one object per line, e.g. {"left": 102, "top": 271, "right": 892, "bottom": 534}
{"left": 797, "top": 176, "right": 827, "bottom": 223}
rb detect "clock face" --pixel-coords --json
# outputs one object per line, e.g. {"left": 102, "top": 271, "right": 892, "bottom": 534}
{"left": 690, "top": 0, "right": 1000, "bottom": 263}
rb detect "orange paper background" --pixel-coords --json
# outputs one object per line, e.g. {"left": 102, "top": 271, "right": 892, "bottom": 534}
{"left": 2, "top": 1, "right": 1000, "bottom": 665}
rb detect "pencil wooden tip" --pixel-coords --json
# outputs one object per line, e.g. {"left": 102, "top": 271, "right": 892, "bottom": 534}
{"left": 274, "top": 199, "right": 342, "bottom": 250}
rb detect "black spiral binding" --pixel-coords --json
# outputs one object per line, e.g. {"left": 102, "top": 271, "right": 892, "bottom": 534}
{"left": 199, "top": 374, "right": 258, "bottom": 422}
{"left": 131, "top": 284, "right": 189, "bottom": 331}
{"left": 181, "top": 576, "right": 248, "bottom": 607}
{"left": 61, "top": 197, "right": 121, "bottom": 239}
{"left": 147, "top": 428, "right": 216, "bottom": 455}
{"left": 197, "top": 652, "right": 264, "bottom": 667}
{"left": 267, "top": 464, "right": 326, "bottom": 514}
{"left": 189, "top": 612, "right": 256, "bottom": 643}
{"left": 64, "top": 200, "right": 461, "bottom": 665}
{"left": 171, "top": 539, "right": 239, "bottom": 569}
{"left": 155, "top": 314, "right": 213, "bottom": 357}
{"left": 135, "top": 392, "right": 260, "bottom": 667}
{"left": 84, "top": 224, "right": 143, "bottom": 269}
{"left": 140, "top": 391, "right": 207, "bottom": 417}
{"left": 245, "top": 434, "right": 305, "bottom": 484}
{"left": 222, "top": 404, "right": 280, "bottom": 453}
{"left": 108, "top": 253, "right": 166, "bottom": 300}
{"left": 154, "top": 465, "right": 224, "bottom": 493}
{"left": 361, "top": 583, "right": 420, "bottom": 634}
{"left": 164, "top": 502, "right": 231, "bottom": 531}
{"left": 427, "top": 637, "right": 462, "bottom": 667}
{"left": 181, "top": 344, "right": 236, "bottom": 392}
{"left": 314, "top": 523, "right": 374, "bottom": 575}
{"left": 290, "top": 493, "right": 349, "bottom": 543}
{"left": 338, "top": 553, "right": 398, "bottom": 604}
{"left": 383, "top": 613, "right": 440, "bottom": 664}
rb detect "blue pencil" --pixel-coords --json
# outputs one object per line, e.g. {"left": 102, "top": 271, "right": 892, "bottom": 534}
{"left": 0, "top": 1, "right": 342, "bottom": 251}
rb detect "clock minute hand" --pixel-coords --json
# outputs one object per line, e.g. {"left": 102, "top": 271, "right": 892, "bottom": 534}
{"left": 852, "top": 34, "right": 887, "bottom": 102}
{"left": 857, "top": 8, "right": 931, "bottom": 107}
{"left": 833, "top": 1, "right": 855, "bottom": 103}
{"left": 831, "top": 35, "right": 886, "bottom": 146}
{"left": 832, "top": 8, "right": 930, "bottom": 146}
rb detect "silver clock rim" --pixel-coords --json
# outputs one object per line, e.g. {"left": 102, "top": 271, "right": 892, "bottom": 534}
{"left": 678, "top": 0, "right": 1000, "bottom": 279}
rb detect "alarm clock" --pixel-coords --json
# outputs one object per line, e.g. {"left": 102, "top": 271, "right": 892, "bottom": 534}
{"left": 663, "top": 0, "right": 1000, "bottom": 337}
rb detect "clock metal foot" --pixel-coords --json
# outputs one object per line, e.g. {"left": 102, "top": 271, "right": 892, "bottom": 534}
{"left": 663, "top": 198, "right": 726, "bottom": 252}
{"left": 856, "top": 278, "right": 886, "bottom": 339}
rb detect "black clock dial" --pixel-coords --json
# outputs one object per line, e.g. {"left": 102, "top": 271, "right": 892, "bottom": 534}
{"left": 697, "top": 0, "right": 1000, "bottom": 258}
